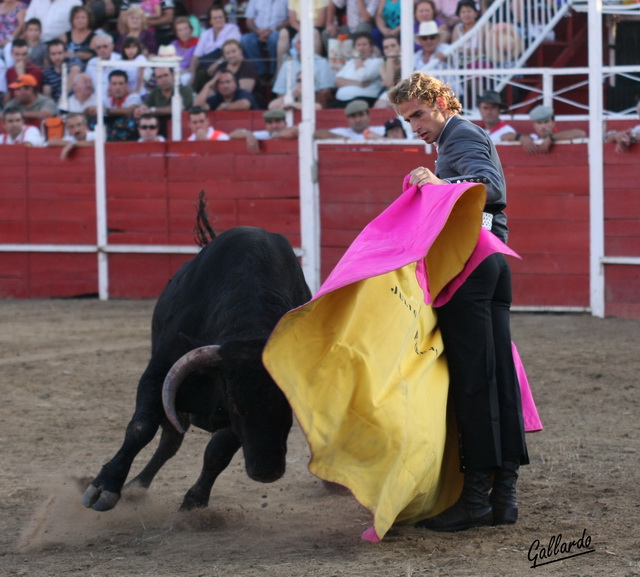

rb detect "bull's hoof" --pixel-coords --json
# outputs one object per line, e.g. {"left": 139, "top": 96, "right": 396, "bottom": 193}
{"left": 81, "top": 484, "right": 121, "bottom": 511}
{"left": 179, "top": 491, "right": 209, "bottom": 511}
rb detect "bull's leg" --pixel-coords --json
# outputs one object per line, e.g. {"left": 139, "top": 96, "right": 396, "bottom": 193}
{"left": 180, "top": 427, "right": 241, "bottom": 511}
{"left": 125, "top": 413, "right": 191, "bottom": 490}
{"left": 82, "top": 404, "right": 167, "bottom": 512}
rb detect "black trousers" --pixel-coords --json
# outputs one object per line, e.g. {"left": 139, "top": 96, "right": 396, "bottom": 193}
{"left": 436, "top": 253, "right": 529, "bottom": 472}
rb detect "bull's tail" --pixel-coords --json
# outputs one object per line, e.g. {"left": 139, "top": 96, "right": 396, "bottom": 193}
{"left": 193, "top": 190, "right": 216, "bottom": 247}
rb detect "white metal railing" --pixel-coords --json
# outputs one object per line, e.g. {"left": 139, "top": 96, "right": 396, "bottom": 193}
{"left": 421, "top": 0, "right": 573, "bottom": 111}
{"left": 573, "top": 0, "right": 640, "bottom": 14}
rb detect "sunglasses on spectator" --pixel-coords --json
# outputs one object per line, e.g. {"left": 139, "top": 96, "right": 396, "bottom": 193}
{"left": 347, "top": 111, "right": 367, "bottom": 118}
{"left": 419, "top": 34, "right": 439, "bottom": 40}
{"left": 139, "top": 124, "right": 158, "bottom": 130}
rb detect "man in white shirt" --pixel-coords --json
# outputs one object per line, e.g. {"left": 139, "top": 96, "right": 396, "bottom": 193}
{"left": 314, "top": 98, "right": 385, "bottom": 140}
{"left": 241, "top": 0, "right": 290, "bottom": 76}
{"left": 25, "top": 0, "right": 82, "bottom": 42}
{"left": 334, "top": 31, "right": 383, "bottom": 107}
{"left": 47, "top": 113, "right": 95, "bottom": 159}
{"left": 85, "top": 34, "right": 122, "bottom": 100}
{"left": 271, "top": 34, "right": 335, "bottom": 109}
{"left": 0, "top": 106, "right": 44, "bottom": 146}
{"left": 476, "top": 91, "right": 515, "bottom": 144}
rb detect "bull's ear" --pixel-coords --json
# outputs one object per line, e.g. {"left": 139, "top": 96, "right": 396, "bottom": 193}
{"left": 179, "top": 332, "right": 207, "bottom": 352}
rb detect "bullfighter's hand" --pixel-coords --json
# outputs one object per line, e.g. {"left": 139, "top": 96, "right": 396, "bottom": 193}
{"left": 409, "top": 166, "right": 446, "bottom": 187}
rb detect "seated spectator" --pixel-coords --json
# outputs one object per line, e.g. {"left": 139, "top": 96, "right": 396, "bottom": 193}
{"left": 134, "top": 66, "right": 193, "bottom": 126}
{"left": 373, "top": 34, "right": 401, "bottom": 109}
{"left": 86, "top": 34, "right": 122, "bottom": 100}
{"left": 3, "top": 18, "right": 47, "bottom": 69}
{"left": 334, "top": 31, "right": 383, "bottom": 108}
{"left": 451, "top": 0, "right": 480, "bottom": 44}
{"left": 268, "top": 71, "right": 322, "bottom": 111}
{"left": 116, "top": 6, "right": 157, "bottom": 55}
{"left": 205, "top": 39, "right": 264, "bottom": 109}
{"left": 414, "top": 0, "right": 450, "bottom": 48}
{"left": 0, "top": 106, "right": 44, "bottom": 146}
{"left": 191, "top": 5, "right": 241, "bottom": 91}
{"left": 372, "top": 0, "right": 400, "bottom": 51}
{"left": 241, "top": 0, "right": 289, "bottom": 78}
{"left": 119, "top": 36, "right": 147, "bottom": 94}
{"left": 47, "top": 112, "right": 95, "bottom": 159}
{"left": 271, "top": 33, "right": 334, "bottom": 109}
{"left": 476, "top": 90, "right": 515, "bottom": 143}
{"left": 276, "top": 0, "right": 327, "bottom": 73}
{"left": 515, "top": 105, "right": 587, "bottom": 154}
{"left": 314, "top": 99, "right": 385, "bottom": 140}
{"left": 229, "top": 108, "right": 298, "bottom": 153}
{"left": 170, "top": 16, "right": 198, "bottom": 86}
{"left": 104, "top": 69, "right": 142, "bottom": 141}
{"left": 186, "top": 105, "right": 229, "bottom": 141}
{"left": 5, "top": 73, "right": 56, "bottom": 121}
{"left": 413, "top": 20, "right": 450, "bottom": 72}
{"left": 4, "top": 38, "right": 44, "bottom": 105}
{"left": 42, "top": 39, "right": 66, "bottom": 104}
{"left": 24, "top": 0, "right": 81, "bottom": 42}
{"left": 604, "top": 101, "right": 640, "bottom": 154}
{"left": 137, "top": 113, "right": 165, "bottom": 141}
{"left": 195, "top": 69, "right": 258, "bottom": 111}
{"left": 323, "top": 0, "right": 378, "bottom": 53}
{"left": 0, "top": 0, "right": 27, "bottom": 52}
{"left": 60, "top": 6, "right": 96, "bottom": 74}
{"left": 383, "top": 117, "right": 406, "bottom": 139}
{"left": 67, "top": 72, "right": 98, "bottom": 119}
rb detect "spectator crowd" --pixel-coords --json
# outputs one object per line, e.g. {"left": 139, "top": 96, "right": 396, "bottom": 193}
{"left": 0, "top": 0, "right": 605, "bottom": 149}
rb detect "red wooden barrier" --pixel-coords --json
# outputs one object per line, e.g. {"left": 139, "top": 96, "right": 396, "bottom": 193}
{"left": 0, "top": 137, "right": 638, "bottom": 318}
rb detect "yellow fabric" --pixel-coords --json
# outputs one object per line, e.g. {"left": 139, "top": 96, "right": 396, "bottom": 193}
{"left": 263, "top": 182, "right": 489, "bottom": 540}
{"left": 263, "top": 265, "right": 464, "bottom": 540}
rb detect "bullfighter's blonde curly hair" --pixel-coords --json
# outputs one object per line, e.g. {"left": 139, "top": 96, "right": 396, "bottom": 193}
{"left": 387, "top": 72, "right": 462, "bottom": 115}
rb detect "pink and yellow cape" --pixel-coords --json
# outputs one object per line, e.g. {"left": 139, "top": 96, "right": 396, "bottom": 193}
{"left": 263, "top": 178, "right": 542, "bottom": 542}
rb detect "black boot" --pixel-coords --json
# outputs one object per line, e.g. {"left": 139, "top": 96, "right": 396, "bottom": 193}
{"left": 416, "top": 469, "right": 493, "bottom": 532}
{"left": 490, "top": 460, "right": 519, "bottom": 525}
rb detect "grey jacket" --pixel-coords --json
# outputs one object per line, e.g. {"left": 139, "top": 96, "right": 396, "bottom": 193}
{"left": 434, "top": 114, "right": 509, "bottom": 243}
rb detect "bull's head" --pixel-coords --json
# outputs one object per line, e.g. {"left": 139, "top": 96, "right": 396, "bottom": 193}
{"left": 162, "top": 345, "right": 292, "bottom": 483}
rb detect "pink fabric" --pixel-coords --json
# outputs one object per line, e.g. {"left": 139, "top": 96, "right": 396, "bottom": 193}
{"left": 314, "top": 177, "right": 541, "bottom": 435}
{"left": 513, "top": 342, "right": 543, "bottom": 432}
{"left": 316, "top": 177, "right": 519, "bottom": 307}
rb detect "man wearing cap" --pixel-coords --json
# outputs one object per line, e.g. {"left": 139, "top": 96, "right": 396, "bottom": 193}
{"left": 0, "top": 106, "right": 45, "bottom": 146}
{"left": 414, "top": 20, "right": 450, "bottom": 72}
{"left": 5, "top": 74, "right": 57, "bottom": 121}
{"left": 229, "top": 109, "right": 298, "bottom": 153}
{"left": 314, "top": 99, "right": 386, "bottom": 141}
{"left": 519, "top": 105, "right": 586, "bottom": 154}
{"left": 476, "top": 91, "right": 516, "bottom": 144}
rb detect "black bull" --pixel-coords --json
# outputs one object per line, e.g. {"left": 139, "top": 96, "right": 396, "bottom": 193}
{"left": 82, "top": 213, "right": 311, "bottom": 512}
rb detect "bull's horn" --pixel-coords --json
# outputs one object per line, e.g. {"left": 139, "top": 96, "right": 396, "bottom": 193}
{"left": 162, "top": 345, "right": 222, "bottom": 433}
